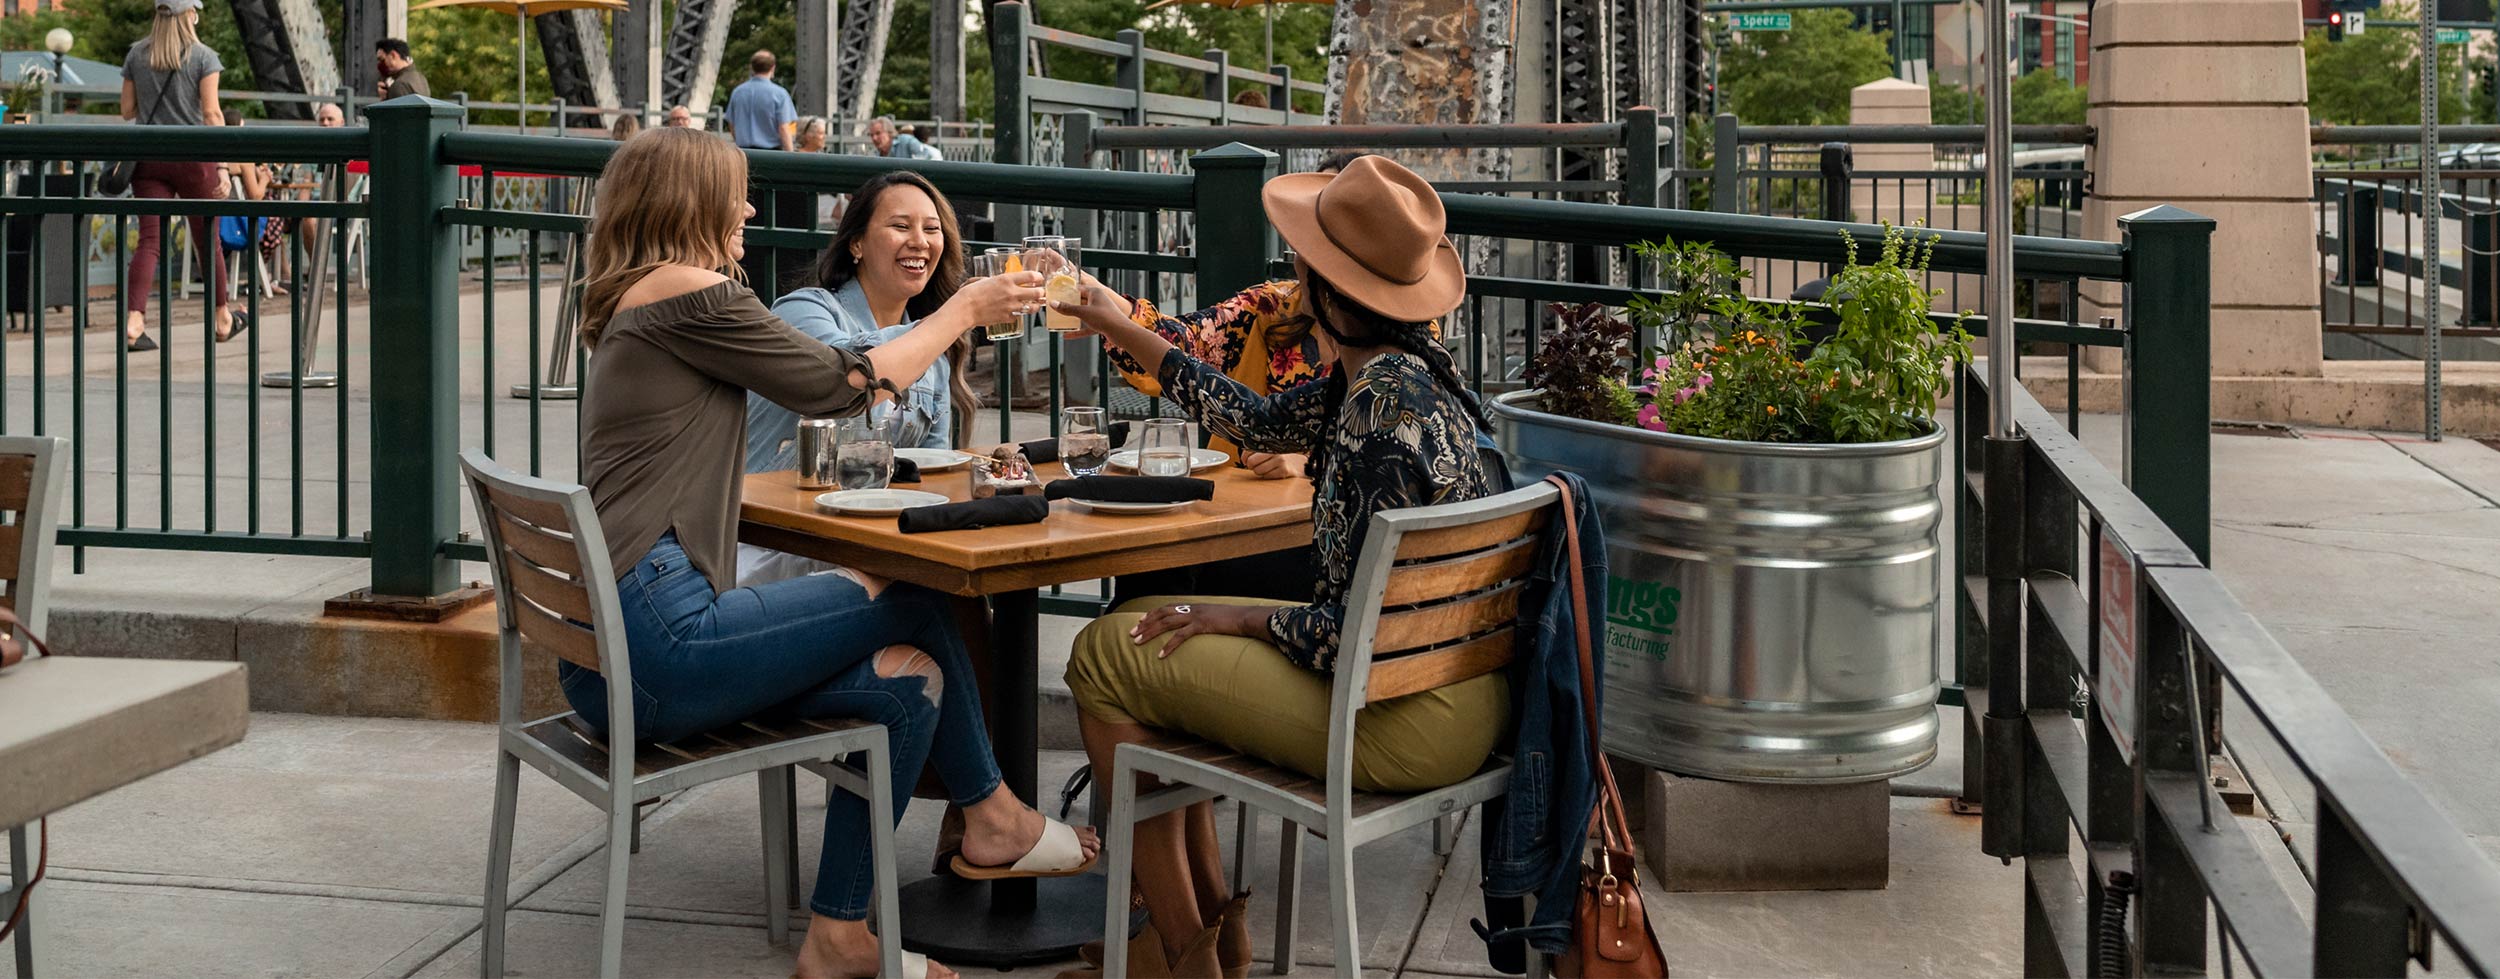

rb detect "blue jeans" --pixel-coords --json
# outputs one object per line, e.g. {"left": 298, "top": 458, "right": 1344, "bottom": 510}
{"left": 558, "top": 532, "right": 1006, "bottom": 920}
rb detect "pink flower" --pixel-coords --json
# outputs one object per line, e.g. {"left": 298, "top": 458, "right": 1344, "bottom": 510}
{"left": 1635, "top": 404, "right": 1666, "bottom": 431}
{"left": 1694, "top": 372, "right": 1713, "bottom": 389}
{"left": 1653, "top": 354, "right": 1673, "bottom": 374}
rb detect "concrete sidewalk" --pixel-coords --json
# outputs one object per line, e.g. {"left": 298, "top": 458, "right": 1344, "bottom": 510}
{"left": 2, "top": 713, "right": 2026, "bottom": 978}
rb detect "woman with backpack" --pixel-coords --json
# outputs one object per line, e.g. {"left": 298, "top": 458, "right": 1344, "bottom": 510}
{"left": 118, "top": 0, "right": 237, "bottom": 352}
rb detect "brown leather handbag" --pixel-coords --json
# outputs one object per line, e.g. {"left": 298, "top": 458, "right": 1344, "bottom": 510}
{"left": 1545, "top": 476, "right": 1669, "bottom": 979}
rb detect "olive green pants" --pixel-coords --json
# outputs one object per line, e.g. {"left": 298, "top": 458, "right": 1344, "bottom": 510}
{"left": 1066, "top": 596, "right": 1509, "bottom": 793}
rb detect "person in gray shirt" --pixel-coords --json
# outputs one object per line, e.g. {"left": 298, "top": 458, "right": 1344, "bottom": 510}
{"left": 375, "top": 37, "right": 429, "bottom": 99}
{"left": 119, "top": 0, "right": 232, "bottom": 353}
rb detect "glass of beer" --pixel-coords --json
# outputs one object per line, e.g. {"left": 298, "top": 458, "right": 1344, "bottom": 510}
{"left": 971, "top": 250, "right": 1025, "bottom": 342}
{"left": 1022, "top": 236, "right": 1084, "bottom": 334}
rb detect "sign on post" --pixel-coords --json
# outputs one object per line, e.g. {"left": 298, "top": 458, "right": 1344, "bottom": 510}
{"left": 2095, "top": 531, "right": 2139, "bottom": 763}
{"left": 2348, "top": 11, "right": 2366, "bottom": 34}
{"left": 2440, "top": 27, "right": 2470, "bottom": 43}
{"left": 1730, "top": 12, "right": 1792, "bottom": 30}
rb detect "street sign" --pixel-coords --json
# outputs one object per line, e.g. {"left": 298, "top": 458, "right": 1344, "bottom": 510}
{"left": 2349, "top": 11, "right": 2366, "bottom": 34}
{"left": 2440, "top": 27, "right": 2469, "bottom": 43}
{"left": 1730, "top": 12, "right": 1791, "bottom": 30}
{"left": 2095, "top": 531, "right": 2138, "bottom": 763}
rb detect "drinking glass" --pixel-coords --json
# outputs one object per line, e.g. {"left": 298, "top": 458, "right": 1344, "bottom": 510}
{"left": 835, "top": 414, "right": 894, "bottom": 491}
{"left": 1022, "top": 236, "right": 1084, "bottom": 334}
{"left": 1138, "top": 418, "right": 1192, "bottom": 477}
{"left": 983, "top": 247, "right": 1029, "bottom": 342}
{"left": 1059, "top": 405, "right": 1111, "bottom": 477}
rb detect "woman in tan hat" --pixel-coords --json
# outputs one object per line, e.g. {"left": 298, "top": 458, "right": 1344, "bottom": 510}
{"left": 1051, "top": 156, "right": 1505, "bottom": 979}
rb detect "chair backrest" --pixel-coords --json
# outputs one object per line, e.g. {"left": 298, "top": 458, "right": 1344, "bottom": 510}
{"left": 1324, "top": 480, "right": 1565, "bottom": 786}
{"left": 457, "top": 450, "right": 633, "bottom": 735}
{"left": 0, "top": 436, "right": 68, "bottom": 641}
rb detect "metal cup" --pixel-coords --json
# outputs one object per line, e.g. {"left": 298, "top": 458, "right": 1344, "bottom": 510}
{"left": 794, "top": 415, "right": 842, "bottom": 489}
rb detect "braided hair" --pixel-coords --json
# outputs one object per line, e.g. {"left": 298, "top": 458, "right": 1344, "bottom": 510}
{"left": 1297, "top": 266, "right": 1488, "bottom": 487}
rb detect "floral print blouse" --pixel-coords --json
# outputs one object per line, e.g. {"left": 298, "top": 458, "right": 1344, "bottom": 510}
{"left": 1155, "top": 346, "right": 1495, "bottom": 671}
{"left": 1110, "top": 280, "right": 1325, "bottom": 405}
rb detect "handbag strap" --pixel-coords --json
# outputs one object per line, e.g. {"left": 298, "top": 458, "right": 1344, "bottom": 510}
{"left": 1543, "top": 474, "right": 1637, "bottom": 859}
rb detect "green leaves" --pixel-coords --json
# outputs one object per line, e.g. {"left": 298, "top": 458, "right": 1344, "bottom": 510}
{"left": 1717, "top": 8, "right": 1893, "bottom": 126}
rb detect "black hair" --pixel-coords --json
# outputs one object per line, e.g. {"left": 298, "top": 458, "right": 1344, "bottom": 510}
{"left": 375, "top": 38, "right": 412, "bottom": 59}
{"left": 1296, "top": 266, "right": 1489, "bottom": 487}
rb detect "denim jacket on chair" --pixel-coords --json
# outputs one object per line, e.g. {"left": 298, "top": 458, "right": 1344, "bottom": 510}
{"left": 1471, "top": 469, "right": 1606, "bottom": 971}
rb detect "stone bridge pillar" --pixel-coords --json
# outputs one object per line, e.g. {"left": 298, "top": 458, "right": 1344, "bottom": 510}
{"left": 2080, "top": 0, "right": 2320, "bottom": 377}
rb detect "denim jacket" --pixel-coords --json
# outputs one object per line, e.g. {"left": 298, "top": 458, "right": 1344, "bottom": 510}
{"left": 743, "top": 281, "right": 953, "bottom": 475}
{"left": 1472, "top": 469, "right": 1605, "bottom": 970}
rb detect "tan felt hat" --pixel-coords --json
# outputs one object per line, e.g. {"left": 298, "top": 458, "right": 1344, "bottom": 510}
{"left": 1260, "top": 156, "right": 1466, "bottom": 323}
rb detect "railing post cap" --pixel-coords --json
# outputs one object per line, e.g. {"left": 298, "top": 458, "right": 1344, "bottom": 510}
{"left": 2118, "top": 204, "right": 2216, "bottom": 233}
{"left": 1191, "top": 142, "right": 1279, "bottom": 169}
{"left": 363, "top": 95, "right": 466, "bottom": 121}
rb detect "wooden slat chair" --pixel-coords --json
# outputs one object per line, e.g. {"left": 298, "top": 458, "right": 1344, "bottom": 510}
{"left": 1, "top": 436, "right": 69, "bottom": 979}
{"left": 460, "top": 451, "right": 904, "bottom": 979}
{"left": 1099, "top": 481, "right": 1564, "bottom": 977}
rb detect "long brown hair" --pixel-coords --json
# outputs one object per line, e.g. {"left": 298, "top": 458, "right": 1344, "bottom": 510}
{"left": 578, "top": 128, "right": 749, "bottom": 346}
{"left": 146, "top": 8, "right": 201, "bottom": 73}
{"left": 811, "top": 171, "right": 980, "bottom": 432}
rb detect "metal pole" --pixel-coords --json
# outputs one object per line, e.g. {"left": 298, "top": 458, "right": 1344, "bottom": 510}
{"left": 518, "top": 12, "right": 530, "bottom": 134}
{"left": 2424, "top": 5, "right": 2444, "bottom": 440}
{"left": 1985, "top": 0, "right": 2014, "bottom": 436}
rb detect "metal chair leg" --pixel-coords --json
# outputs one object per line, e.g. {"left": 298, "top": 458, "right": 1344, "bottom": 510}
{"left": 1326, "top": 834, "right": 1361, "bottom": 977}
{"left": 1273, "top": 820, "right": 1302, "bottom": 975}
{"left": 597, "top": 800, "right": 634, "bottom": 979}
{"left": 1230, "top": 800, "right": 1254, "bottom": 898}
{"left": 1432, "top": 811, "right": 1459, "bottom": 856}
{"left": 481, "top": 752, "right": 522, "bottom": 978}
{"left": 759, "top": 768, "right": 795, "bottom": 948}
{"left": 9, "top": 824, "right": 44, "bottom": 979}
{"left": 864, "top": 738, "right": 905, "bottom": 979}
{"left": 1100, "top": 753, "right": 1142, "bottom": 979}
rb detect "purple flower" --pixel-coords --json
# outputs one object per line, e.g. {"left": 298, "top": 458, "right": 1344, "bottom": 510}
{"left": 1635, "top": 403, "right": 1666, "bottom": 431}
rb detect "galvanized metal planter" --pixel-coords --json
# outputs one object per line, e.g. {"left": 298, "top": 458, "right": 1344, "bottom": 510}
{"left": 1491, "top": 390, "right": 1943, "bottom": 784}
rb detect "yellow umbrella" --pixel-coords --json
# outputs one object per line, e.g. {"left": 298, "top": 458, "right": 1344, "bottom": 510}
{"left": 411, "top": 0, "right": 629, "bottom": 131}
{"left": 1141, "top": 0, "right": 1328, "bottom": 70}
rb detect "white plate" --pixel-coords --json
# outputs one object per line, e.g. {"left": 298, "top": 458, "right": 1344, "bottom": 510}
{"left": 1106, "top": 448, "right": 1229, "bottom": 473}
{"left": 895, "top": 448, "right": 973, "bottom": 472}
{"left": 816, "top": 488, "right": 950, "bottom": 516}
{"left": 1068, "top": 498, "right": 1193, "bottom": 515}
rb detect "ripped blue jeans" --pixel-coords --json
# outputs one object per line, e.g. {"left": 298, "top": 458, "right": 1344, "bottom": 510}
{"left": 558, "top": 532, "right": 1005, "bottom": 920}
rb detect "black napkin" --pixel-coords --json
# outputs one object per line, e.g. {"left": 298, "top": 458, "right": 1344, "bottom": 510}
{"left": 1044, "top": 475, "right": 1215, "bottom": 504}
{"left": 890, "top": 457, "right": 922, "bottom": 484}
{"left": 897, "top": 495, "right": 1049, "bottom": 534}
{"left": 1020, "top": 421, "right": 1131, "bottom": 465}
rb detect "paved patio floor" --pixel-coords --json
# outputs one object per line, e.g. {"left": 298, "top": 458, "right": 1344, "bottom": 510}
{"left": 4, "top": 712, "right": 2026, "bottom": 979}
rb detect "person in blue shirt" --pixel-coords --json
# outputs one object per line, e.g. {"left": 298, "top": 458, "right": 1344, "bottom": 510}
{"left": 868, "top": 116, "right": 944, "bottom": 161}
{"left": 738, "top": 171, "right": 1037, "bottom": 587}
{"left": 725, "top": 49, "right": 795, "bottom": 151}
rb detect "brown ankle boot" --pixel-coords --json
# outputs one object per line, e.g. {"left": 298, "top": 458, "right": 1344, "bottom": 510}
{"left": 1216, "top": 892, "right": 1251, "bottom": 979}
{"left": 1167, "top": 921, "right": 1225, "bottom": 979}
{"left": 1056, "top": 923, "right": 1170, "bottom": 979}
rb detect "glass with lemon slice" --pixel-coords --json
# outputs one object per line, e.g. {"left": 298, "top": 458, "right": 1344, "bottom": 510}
{"left": 1021, "top": 236, "right": 1084, "bottom": 334}
{"left": 977, "top": 247, "right": 1027, "bottom": 341}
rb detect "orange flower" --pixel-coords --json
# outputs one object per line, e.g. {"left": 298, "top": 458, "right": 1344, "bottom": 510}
{"left": 1765, "top": 405, "right": 1778, "bottom": 416}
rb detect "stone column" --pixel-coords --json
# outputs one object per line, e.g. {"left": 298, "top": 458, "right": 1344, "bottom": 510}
{"left": 2080, "top": 0, "right": 2319, "bottom": 377}
{"left": 1849, "top": 78, "right": 1936, "bottom": 226}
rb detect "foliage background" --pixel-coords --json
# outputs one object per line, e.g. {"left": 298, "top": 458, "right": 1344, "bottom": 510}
{"left": 1716, "top": 9, "right": 1893, "bottom": 126}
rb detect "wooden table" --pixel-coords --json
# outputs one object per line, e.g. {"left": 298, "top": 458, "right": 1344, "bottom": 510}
{"left": 2, "top": 657, "right": 248, "bottom": 977}
{"left": 740, "top": 463, "right": 1312, "bottom": 966}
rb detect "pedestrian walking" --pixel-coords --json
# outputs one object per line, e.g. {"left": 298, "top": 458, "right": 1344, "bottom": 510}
{"left": 726, "top": 50, "right": 796, "bottom": 151}
{"left": 118, "top": 0, "right": 234, "bottom": 353}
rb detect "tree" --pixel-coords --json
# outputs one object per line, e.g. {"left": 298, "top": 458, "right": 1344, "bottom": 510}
{"left": 1930, "top": 72, "right": 2087, "bottom": 127}
{"left": 2304, "top": 1, "right": 2474, "bottom": 125}
{"left": 1717, "top": 8, "right": 1893, "bottom": 126}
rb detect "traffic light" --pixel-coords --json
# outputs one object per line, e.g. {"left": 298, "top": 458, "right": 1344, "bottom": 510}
{"left": 2328, "top": 9, "right": 2344, "bottom": 41}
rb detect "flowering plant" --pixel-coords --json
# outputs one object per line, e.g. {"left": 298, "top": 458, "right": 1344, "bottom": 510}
{"left": 1528, "top": 223, "right": 1970, "bottom": 445}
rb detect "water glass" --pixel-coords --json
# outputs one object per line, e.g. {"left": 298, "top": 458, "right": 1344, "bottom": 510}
{"left": 1023, "top": 236, "right": 1084, "bottom": 334}
{"left": 1060, "top": 405, "right": 1111, "bottom": 477}
{"left": 981, "top": 247, "right": 1028, "bottom": 342}
{"left": 835, "top": 414, "right": 894, "bottom": 491}
{"left": 1138, "top": 418, "right": 1192, "bottom": 477}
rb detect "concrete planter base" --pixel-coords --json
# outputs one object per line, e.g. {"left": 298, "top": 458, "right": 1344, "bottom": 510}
{"left": 1639, "top": 768, "right": 1891, "bottom": 892}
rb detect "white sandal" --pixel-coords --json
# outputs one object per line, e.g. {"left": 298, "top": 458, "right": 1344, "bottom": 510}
{"left": 946, "top": 816, "right": 1099, "bottom": 880}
